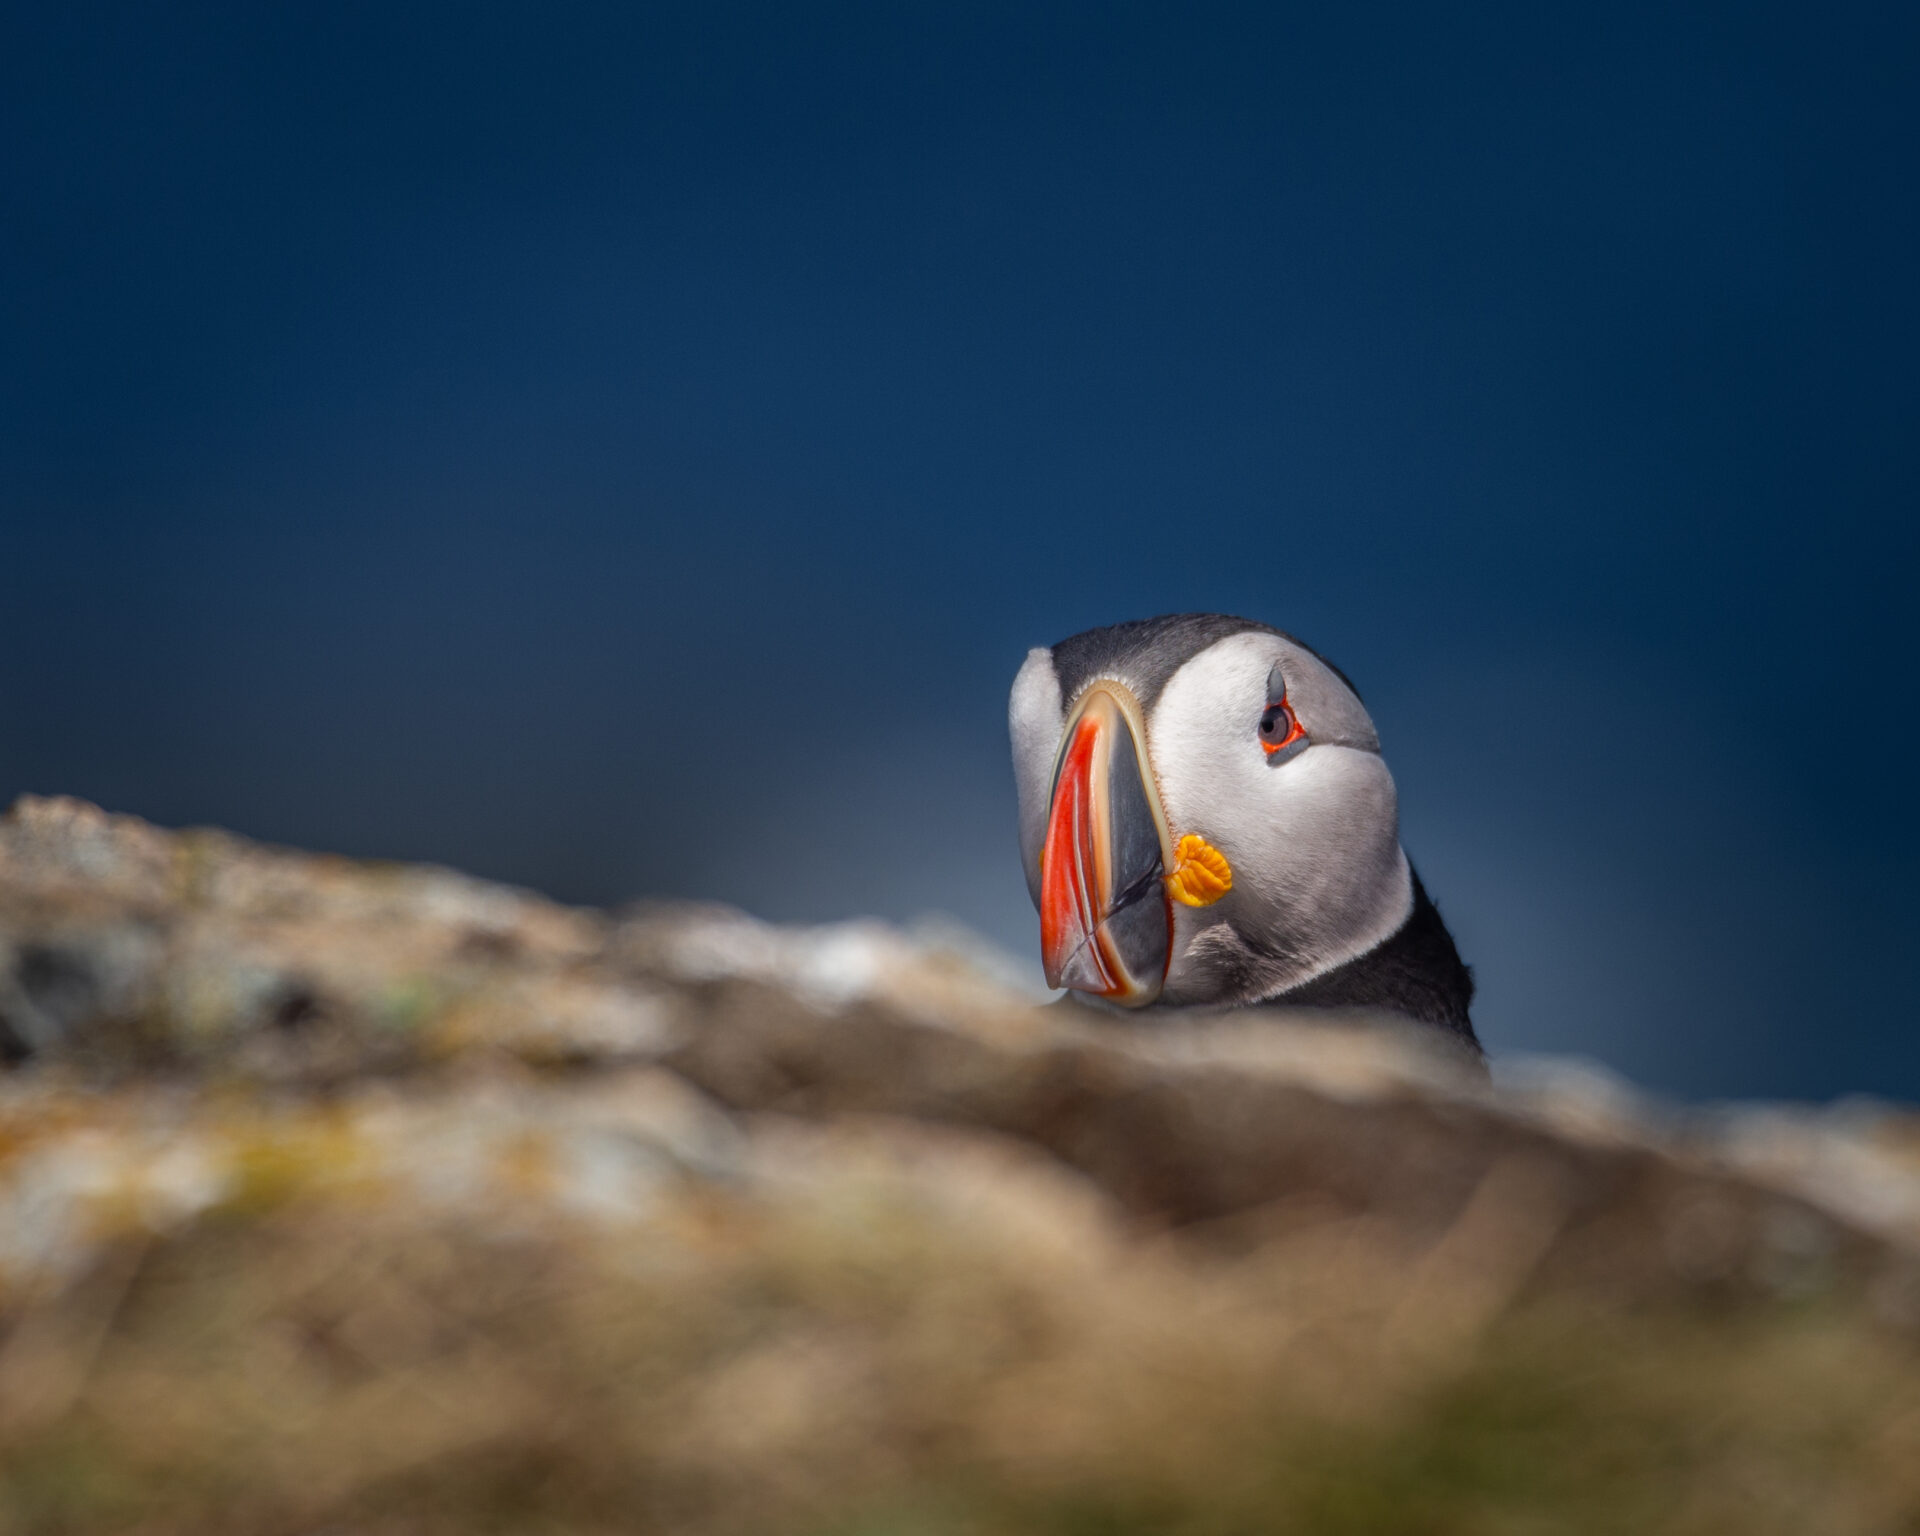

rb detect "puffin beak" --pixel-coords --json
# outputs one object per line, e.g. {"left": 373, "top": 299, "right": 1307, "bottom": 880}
{"left": 1039, "top": 685, "right": 1174, "bottom": 1006}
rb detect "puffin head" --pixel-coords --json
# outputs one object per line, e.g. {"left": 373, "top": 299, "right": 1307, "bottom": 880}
{"left": 1009, "top": 613, "right": 1413, "bottom": 1009}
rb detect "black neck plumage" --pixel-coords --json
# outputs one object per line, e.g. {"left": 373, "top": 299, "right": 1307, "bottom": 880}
{"left": 1272, "top": 867, "right": 1479, "bottom": 1050}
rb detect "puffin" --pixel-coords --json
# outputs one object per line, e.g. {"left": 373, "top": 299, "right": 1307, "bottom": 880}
{"left": 1009, "top": 613, "right": 1478, "bottom": 1050}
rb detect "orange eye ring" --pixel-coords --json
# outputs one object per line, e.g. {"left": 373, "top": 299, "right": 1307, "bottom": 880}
{"left": 1258, "top": 699, "right": 1306, "bottom": 755}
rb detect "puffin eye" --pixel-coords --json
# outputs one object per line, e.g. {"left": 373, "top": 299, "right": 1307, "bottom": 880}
{"left": 1258, "top": 699, "right": 1305, "bottom": 754}
{"left": 1259, "top": 663, "right": 1308, "bottom": 761}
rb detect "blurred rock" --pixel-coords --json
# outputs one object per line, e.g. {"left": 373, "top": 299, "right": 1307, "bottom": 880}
{"left": 1, "top": 795, "right": 1917, "bottom": 1533}
{"left": 3, "top": 794, "right": 1917, "bottom": 1295}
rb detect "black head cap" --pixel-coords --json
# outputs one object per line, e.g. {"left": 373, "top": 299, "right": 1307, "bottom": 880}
{"left": 1048, "top": 613, "right": 1364, "bottom": 712}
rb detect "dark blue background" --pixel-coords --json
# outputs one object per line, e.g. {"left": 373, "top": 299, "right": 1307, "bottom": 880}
{"left": 5, "top": 3, "right": 1916, "bottom": 1099}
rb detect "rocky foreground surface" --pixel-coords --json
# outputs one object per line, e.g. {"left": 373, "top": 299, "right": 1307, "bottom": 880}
{"left": 0, "top": 794, "right": 1917, "bottom": 1534}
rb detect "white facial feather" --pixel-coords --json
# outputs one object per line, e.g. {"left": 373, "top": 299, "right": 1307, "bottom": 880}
{"left": 1147, "top": 632, "right": 1412, "bottom": 1005}
{"left": 1008, "top": 647, "right": 1063, "bottom": 908}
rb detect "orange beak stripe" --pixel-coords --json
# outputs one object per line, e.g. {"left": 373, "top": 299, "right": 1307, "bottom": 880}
{"left": 1037, "top": 685, "right": 1173, "bottom": 1005}
{"left": 1040, "top": 709, "right": 1119, "bottom": 994}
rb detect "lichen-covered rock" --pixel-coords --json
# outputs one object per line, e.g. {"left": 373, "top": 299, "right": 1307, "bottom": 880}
{"left": 1, "top": 795, "right": 1918, "bottom": 1534}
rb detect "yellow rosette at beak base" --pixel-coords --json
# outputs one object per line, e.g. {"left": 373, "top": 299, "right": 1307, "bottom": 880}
{"left": 1165, "top": 834, "right": 1232, "bottom": 907}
